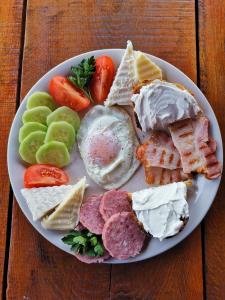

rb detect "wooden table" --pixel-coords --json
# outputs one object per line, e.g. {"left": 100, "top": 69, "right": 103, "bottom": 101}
{"left": 1, "top": 1, "right": 224, "bottom": 299}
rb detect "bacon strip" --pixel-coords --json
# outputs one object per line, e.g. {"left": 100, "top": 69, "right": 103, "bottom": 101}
{"left": 136, "top": 131, "right": 191, "bottom": 185}
{"left": 136, "top": 131, "right": 181, "bottom": 170}
{"left": 144, "top": 166, "right": 191, "bottom": 185}
{"left": 169, "top": 117, "right": 221, "bottom": 179}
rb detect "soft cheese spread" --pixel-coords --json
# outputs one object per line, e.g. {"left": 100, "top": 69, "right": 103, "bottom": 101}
{"left": 131, "top": 182, "right": 189, "bottom": 241}
{"left": 131, "top": 80, "right": 202, "bottom": 131}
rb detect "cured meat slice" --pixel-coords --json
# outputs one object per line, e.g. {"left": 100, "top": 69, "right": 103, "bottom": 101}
{"left": 100, "top": 190, "right": 132, "bottom": 221}
{"left": 136, "top": 131, "right": 191, "bottom": 185}
{"left": 102, "top": 212, "right": 145, "bottom": 259}
{"left": 136, "top": 131, "right": 181, "bottom": 170}
{"left": 74, "top": 250, "right": 110, "bottom": 264}
{"left": 169, "top": 117, "right": 221, "bottom": 178}
{"left": 144, "top": 166, "right": 191, "bottom": 185}
{"left": 79, "top": 195, "right": 105, "bottom": 234}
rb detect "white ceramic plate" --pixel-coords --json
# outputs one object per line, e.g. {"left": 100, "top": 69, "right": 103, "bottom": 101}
{"left": 7, "top": 49, "right": 223, "bottom": 264}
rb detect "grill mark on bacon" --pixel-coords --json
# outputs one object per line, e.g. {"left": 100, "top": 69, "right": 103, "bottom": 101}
{"left": 169, "top": 153, "right": 174, "bottom": 163}
{"left": 160, "top": 169, "right": 166, "bottom": 185}
{"left": 183, "top": 152, "right": 192, "bottom": 157}
{"left": 179, "top": 131, "right": 193, "bottom": 138}
{"left": 177, "top": 158, "right": 181, "bottom": 168}
{"left": 188, "top": 158, "right": 199, "bottom": 165}
{"left": 199, "top": 144, "right": 207, "bottom": 150}
{"left": 205, "top": 152, "right": 214, "bottom": 158}
{"left": 160, "top": 149, "right": 166, "bottom": 164}
{"left": 206, "top": 161, "right": 220, "bottom": 168}
{"left": 174, "top": 122, "right": 189, "bottom": 130}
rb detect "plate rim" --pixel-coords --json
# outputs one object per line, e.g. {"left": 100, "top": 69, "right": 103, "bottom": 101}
{"left": 7, "top": 48, "right": 223, "bottom": 264}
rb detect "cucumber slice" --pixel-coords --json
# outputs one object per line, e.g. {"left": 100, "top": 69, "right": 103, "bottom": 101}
{"left": 19, "top": 131, "right": 46, "bottom": 164}
{"left": 22, "top": 106, "right": 52, "bottom": 125}
{"left": 45, "top": 121, "right": 75, "bottom": 151}
{"left": 27, "top": 91, "right": 58, "bottom": 111}
{"left": 47, "top": 106, "right": 80, "bottom": 132}
{"left": 36, "top": 141, "right": 70, "bottom": 167}
{"left": 19, "top": 122, "right": 47, "bottom": 143}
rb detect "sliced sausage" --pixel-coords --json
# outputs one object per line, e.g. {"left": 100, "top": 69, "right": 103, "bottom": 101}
{"left": 102, "top": 212, "right": 145, "bottom": 259}
{"left": 79, "top": 194, "right": 105, "bottom": 234}
{"left": 100, "top": 189, "right": 131, "bottom": 221}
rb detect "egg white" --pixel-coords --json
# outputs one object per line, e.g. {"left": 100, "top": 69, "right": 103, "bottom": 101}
{"left": 77, "top": 105, "right": 140, "bottom": 190}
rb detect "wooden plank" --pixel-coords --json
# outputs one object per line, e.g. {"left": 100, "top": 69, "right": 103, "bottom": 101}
{"left": 198, "top": 0, "right": 225, "bottom": 299}
{"left": 111, "top": 230, "right": 203, "bottom": 300}
{"left": 7, "top": 1, "right": 203, "bottom": 299}
{"left": 0, "top": 0, "right": 24, "bottom": 298}
{"left": 7, "top": 1, "right": 112, "bottom": 299}
{"left": 110, "top": 1, "right": 204, "bottom": 299}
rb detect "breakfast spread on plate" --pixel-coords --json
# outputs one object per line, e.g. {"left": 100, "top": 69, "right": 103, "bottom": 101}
{"left": 17, "top": 41, "right": 222, "bottom": 263}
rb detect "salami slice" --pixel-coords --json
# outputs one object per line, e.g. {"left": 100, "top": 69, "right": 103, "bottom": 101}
{"left": 100, "top": 190, "right": 131, "bottom": 221}
{"left": 102, "top": 212, "right": 145, "bottom": 259}
{"left": 74, "top": 250, "right": 110, "bottom": 264}
{"left": 79, "top": 194, "right": 105, "bottom": 234}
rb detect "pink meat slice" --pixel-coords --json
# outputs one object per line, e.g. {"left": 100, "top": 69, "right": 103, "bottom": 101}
{"left": 79, "top": 195, "right": 105, "bottom": 234}
{"left": 100, "top": 190, "right": 132, "bottom": 221}
{"left": 136, "top": 131, "right": 191, "bottom": 185}
{"left": 136, "top": 131, "right": 182, "bottom": 170}
{"left": 74, "top": 250, "right": 110, "bottom": 264}
{"left": 102, "top": 212, "right": 146, "bottom": 260}
{"left": 169, "top": 117, "right": 221, "bottom": 178}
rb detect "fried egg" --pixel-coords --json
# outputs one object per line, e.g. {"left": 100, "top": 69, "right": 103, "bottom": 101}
{"left": 77, "top": 105, "right": 140, "bottom": 190}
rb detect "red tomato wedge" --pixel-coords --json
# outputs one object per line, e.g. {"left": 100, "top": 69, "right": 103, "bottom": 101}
{"left": 90, "top": 56, "right": 115, "bottom": 103}
{"left": 49, "top": 76, "right": 90, "bottom": 111}
{"left": 24, "top": 164, "right": 69, "bottom": 188}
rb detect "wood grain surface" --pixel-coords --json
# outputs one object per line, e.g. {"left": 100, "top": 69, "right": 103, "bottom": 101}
{"left": 198, "top": 1, "right": 225, "bottom": 299}
{"left": 6, "top": 1, "right": 204, "bottom": 299}
{"left": 0, "top": 0, "right": 24, "bottom": 298}
{"left": 3, "top": 0, "right": 223, "bottom": 298}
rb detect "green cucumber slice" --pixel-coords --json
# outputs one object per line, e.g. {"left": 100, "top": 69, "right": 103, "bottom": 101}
{"left": 44, "top": 121, "right": 75, "bottom": 151}
{"left": 47, "top": 106, "right": 80, "bottom": 132}
{"left": 36, "top": 141, "right": 70, "bottom": 167}
{"left": 19, "top": 122, "right": 47, "bottom": 143}
{"left": 22, "top": 106, "right": 52, "bottom": 125}
{"left": 27, "top": 91, "right": 58, "bottom": 111}
{"left": 19, "top": 131, "right": 46, "bottom": 164}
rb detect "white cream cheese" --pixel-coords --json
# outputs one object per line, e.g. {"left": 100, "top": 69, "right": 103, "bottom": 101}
{"left": 131, "top": 80, "right": 202, "bottom": 131}
{"left": 132, "top": 182, "right": 189, "bottom": 241}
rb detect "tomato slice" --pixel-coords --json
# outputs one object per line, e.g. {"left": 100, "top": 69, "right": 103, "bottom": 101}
{"left": 90, "top": 56, "right": 115, "bottom": 103}
{"left": 24, "top": 164, "right": 69, "bottom": 188}
{"left": 49, "top": 76, "right": 90, "bottom": 111}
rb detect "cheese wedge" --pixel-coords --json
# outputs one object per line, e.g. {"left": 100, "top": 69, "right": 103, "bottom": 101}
{"left": 135, "top": 51, "right": 162, "bottom": 82}
{"left": 104, "top": 40, "right": 136, "bottom": 107}
{"left": 41, "top": 177, "right": 86, "bottom": 230}
{"left": 21, "top": 185, "right": 78, "bottom": 221}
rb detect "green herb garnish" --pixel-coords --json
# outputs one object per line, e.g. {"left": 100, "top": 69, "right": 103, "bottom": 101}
{"left": 62, "top": 229, "right": 104, "bottom": 257}
{"left": 68, "top": 56, "right": 96, "bottom": 102}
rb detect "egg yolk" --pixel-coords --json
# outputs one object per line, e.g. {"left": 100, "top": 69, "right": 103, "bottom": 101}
{"left": 86, "top": 132, "right": 120, "bottom": 166}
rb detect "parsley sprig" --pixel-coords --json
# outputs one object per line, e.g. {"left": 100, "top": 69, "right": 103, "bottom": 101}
{"left": 68, "top": 56, "right": 96, "bottom": 102}
{"left": 62, "top": 229, "right": 104, "bottom": 257}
